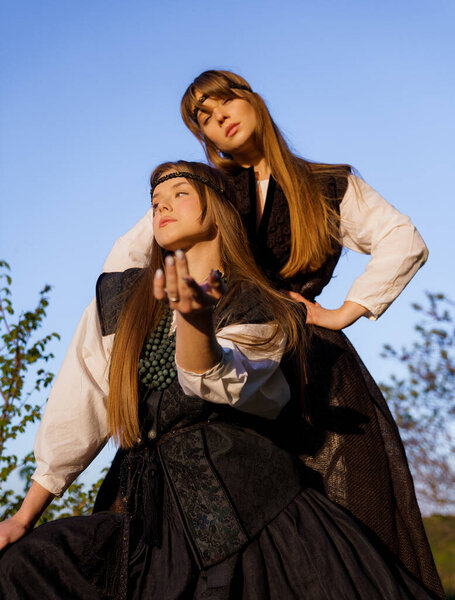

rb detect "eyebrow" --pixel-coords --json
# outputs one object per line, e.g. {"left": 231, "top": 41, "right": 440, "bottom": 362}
{"left": 152, "top": 180, "right": 189, "bottom": 200}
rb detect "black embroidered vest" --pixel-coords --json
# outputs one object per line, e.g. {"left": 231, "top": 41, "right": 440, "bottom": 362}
{"left": 228, "top": 165, "right": 348, "bottom": 299}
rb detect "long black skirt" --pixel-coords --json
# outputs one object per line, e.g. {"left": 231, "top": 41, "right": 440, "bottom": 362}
{"left": 0, "top": 485, "right": 438, "bottom": 600}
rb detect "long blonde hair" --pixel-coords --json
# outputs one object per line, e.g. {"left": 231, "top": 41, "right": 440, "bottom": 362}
{"left": 181, "top": 70, "right": 351, "bottom": 278}
{"left": 107, "top": 161, "right": 307, "bottom": 448}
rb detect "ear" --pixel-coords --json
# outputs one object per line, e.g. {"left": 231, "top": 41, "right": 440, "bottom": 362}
{"left": 210, "top": 221, "right": 220, "bottom": 237}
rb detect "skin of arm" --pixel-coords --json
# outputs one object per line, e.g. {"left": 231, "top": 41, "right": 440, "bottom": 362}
{"left": 0, "top": 481, "right": 55, "bottom": 550}
{"left": 153, "top": 250, "right": 224, "bottom": 373}
{"left": 287, "top": 293, "right": 368, "bottom": 330}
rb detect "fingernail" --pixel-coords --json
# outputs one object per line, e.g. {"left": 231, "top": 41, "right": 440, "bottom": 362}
{"left": 155, "top": 269, "right": 164, "bottom": 278}
{"left": 175, "top": 249, "right": 184, "bottom": 260}
{"left": 165, "top": 255, "right": 174, "bottom": 266}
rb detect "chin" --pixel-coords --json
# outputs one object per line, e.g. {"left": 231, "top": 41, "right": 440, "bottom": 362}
{"left": 225, "top": 134, "right": 254, "bottom": 155}
{"left": 157, "top": 242, "right": 178, "bottom": 252}
{"left": 155, "top": 233, "right": 178, "bottom": 250}
{"left": 157, "top": 238, "right": 189, "bottom": 253}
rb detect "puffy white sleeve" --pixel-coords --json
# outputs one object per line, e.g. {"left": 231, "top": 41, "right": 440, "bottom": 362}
{"left": 177, "top": 323, "right": 289, "bottom": 420}
{"left": 32, "top": 211, "right": 155, "bottom": 496}
{"left": 341, "top": 175, "right": 429, "bottom": 320}
{"left": 32, "top": 299, "right": 114, "bottom": 496}
{"left": 102, "top": 209, "right": 154, "bottom": 272}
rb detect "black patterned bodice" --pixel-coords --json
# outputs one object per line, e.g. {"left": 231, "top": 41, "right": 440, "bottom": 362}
{"left": 95, "top": 273, "right": 304, "bottom": 568}
{"left": 228, "top": 167, "right": 348, "bottom": 300}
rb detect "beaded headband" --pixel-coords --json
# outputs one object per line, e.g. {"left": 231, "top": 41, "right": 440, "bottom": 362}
{"left": 150, "top": 171, "right": 225, "bottom": 200}
{"left": 192, "top": 83, "right": 252, "bottom": 123}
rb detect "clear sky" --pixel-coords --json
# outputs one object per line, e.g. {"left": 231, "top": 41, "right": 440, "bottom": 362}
{"left": 1, "top": 0, "right": 454, "bottom": 497}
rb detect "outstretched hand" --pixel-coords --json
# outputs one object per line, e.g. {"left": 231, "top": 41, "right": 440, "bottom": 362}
{"left": 153, "top": 250, "right": 225, "bottom": 317}
{"left": 287, "top": 292, "right": 368, "bottom": 330}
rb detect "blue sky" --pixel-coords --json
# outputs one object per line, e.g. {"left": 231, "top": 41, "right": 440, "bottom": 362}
{"left": 1, "top": 0, "right": 454, "bottom": 494}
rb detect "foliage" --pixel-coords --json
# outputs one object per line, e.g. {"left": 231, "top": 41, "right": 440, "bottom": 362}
{"left": 423, "top": 514, "right": 455, "bottom": 598}
{"left": 381, "top": 292, "right": 455, "bottom": 511}
{"left": 0, "top": 260, "right": 104, "bottom": 522}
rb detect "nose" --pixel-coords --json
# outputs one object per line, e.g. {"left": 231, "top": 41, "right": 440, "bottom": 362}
{"left": 212, "top": 105, "right": 227, "bottom": 125}
{"left": 155, "top": 198, "right": 172, "bottom": 215}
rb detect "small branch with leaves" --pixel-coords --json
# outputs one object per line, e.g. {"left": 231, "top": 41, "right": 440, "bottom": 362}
{"left": 0, "top": 260, "right": 105, "bottom": 522}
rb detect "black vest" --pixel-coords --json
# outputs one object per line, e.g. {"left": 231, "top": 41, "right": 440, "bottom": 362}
{"left": 228, "top": 165, "right": 348, "bottom": 299}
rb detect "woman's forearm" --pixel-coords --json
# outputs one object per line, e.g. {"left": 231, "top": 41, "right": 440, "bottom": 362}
{"left": 14, "top": 481, "right": 55, "bottom": 529}
{"left": 340, "top": 175, "right": 428, "bottom": 320}
{"left": 328, "top": 300, "right": 369, "bottom": 329}
{"left": 303, "top": 299, "right": 368, "bottom": 330}
{"left": 175, "top": 310, "right": 223, "bottom": 373}
{"left": 287, "top": 293, "right": 368, "bottom": 330}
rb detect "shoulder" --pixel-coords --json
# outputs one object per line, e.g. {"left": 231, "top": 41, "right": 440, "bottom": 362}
{"left": 295, "top": 157, "right": 352, "bottom": 202}
{"left": 217, "top": 281, "right": 274, "bottom": 328}
{"left": 96, "top": 268, "right": 144, "bottom": 336}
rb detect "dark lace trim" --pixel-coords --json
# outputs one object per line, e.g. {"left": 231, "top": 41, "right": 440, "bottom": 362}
{"left": 160, "top": 428, "right": 248, "bottom": 567}
{"left": 96, "top": 268, "right": 143, "bottom": 336}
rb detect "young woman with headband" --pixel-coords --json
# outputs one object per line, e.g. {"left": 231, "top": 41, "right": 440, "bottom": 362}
{"left": 0, "top": 162, "right": 439, "bottom": 599}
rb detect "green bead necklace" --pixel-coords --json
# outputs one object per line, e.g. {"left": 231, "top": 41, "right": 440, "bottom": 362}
{"left": 138, "top": 310, "right": 177, "bottom": 391}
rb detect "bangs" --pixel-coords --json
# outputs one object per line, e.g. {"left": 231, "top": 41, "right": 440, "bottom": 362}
{"left": 182, "top": 71, "right": 252, "bottom": 126}
{"left": 186, "top": 87, "right": 238, "bottom": 126}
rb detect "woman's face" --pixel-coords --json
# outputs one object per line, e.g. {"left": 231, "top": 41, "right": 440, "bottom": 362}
{"left": 152, "top": 176, "right": 217, "bottom": 251}
{"left": 196, "top": 96, "right": 258, "bottom": 156}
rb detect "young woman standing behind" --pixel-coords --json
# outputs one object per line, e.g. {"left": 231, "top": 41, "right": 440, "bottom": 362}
{"left": 177, "top": 70, "right": 441, "bottom": 597}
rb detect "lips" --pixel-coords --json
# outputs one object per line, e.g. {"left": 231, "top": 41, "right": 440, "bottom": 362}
{"left": 225, "top": 123, "right": 240, "bottom": 138}
{"left": 159, "top": 217, "right": 176, "bottom": 228}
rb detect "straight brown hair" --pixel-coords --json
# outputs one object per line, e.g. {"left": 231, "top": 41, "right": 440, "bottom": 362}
{"left": 181, "top": 70, "right": 351, "bottom": 278}
{"left": 107, "top": 161, "right": 307, "bottom": 448}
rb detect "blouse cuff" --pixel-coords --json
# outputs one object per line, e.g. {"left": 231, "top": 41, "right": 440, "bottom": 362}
{"left": 31, "top": 472, "right": 70, "bottom": 498}
{"left": 177, "top": 339, "right": 289, "bottom": 420}
{"left": 177, "top": 347, "right": 233, "bottom": 380}
{"left": 343, "top": 295, "right": 380, "bottom": 321}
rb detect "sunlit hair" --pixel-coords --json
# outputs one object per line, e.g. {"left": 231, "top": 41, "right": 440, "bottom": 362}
{"left": 108, "top": 160, "right": 307, "bottom": 448}
{"left": 181, "top": 70, "right": 352, "bottom": 278}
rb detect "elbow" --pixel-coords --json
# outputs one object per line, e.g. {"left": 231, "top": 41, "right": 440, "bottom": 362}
{"left": 420, "top": 241, "right": 429, "bottom": 266}
{"left": 401, "top": 223, "right": 429, "bottom": 270}
{"left": 414, "top": 232, "right": 429, "bottom": 268}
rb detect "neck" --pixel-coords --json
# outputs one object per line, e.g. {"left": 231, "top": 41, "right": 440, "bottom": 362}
{"left": 231, "top": 146, "right": 270, "bottom": 180}
{"left": 183, "top": 238, "right": 223, "bottom": 283}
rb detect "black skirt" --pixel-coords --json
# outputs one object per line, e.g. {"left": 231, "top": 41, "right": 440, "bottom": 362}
{"left": 0, "top": 484, "right": 438, "bottom": 600}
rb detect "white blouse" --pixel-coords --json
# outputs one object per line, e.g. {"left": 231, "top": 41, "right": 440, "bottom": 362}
{"left": 102, "top": 175, "right": 428, "bottom": 320}
{"left": 32, "top": 174, "right": 428, "bottom": 495}
{"left": 33, "top": 317, "right": 288, "bottom": 496}
{"left": 177, "top": 322, "right": 289, "bottom": 420}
